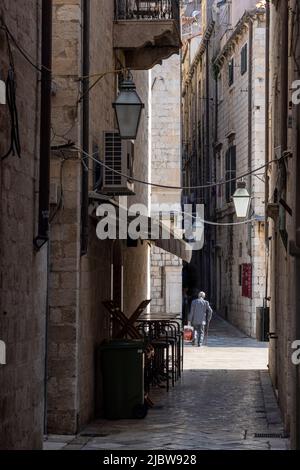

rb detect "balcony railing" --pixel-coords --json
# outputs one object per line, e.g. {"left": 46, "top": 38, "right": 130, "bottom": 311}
{"left": 115, "top": 0, "right": 180, "bottom": 22}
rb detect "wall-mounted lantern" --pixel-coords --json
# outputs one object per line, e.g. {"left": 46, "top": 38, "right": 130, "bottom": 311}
{"left": 233, "top": 181, "right": 251, "bottom": 218}
{"left": 113, "top": 74, "right": 144, "bottom": 140}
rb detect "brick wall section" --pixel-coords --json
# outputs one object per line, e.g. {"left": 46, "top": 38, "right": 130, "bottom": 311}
{"left": 0, "top": 0, "right": 47, "bottom": 449}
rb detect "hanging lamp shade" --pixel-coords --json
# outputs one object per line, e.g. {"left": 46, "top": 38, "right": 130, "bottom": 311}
{"left": 113, "top": 77, "right": 144, "bottom": 140}
{"left": 233, "top": 181, "right": 251, "bottom": 218}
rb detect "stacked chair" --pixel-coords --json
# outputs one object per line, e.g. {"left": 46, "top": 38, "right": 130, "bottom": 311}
{"left": 136, "top": 320, "right": 183, "bottom": 393}
{"left": 103, "top": 300, "right": 184, "bottom": 406}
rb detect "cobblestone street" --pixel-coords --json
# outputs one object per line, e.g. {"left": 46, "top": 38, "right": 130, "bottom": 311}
{"left": 44, "top": 316, "right": 290, "bottom": 451}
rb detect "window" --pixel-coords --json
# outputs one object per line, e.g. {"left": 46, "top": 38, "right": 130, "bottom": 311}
{"left": 228, "top": 58, "right": 234, "bottom": 86}
{"left": 218, "top": 72, "right": 224, "bottom": 102}
{"left": 160, "top": 267, "right": 165, "bottom": 299}
{"left": 225, "top": 145, "right": 236, "bottom": 203}
{"left": 217, "top": 149, "right": 224, "bottom": 208}
{"left": 241, "top": 44, "right": 248, "bottom": 75}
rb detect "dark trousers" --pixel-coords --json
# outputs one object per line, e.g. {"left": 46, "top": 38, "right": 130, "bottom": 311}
{"left": 193, "top": 324, "right": 206, "bottom": 346}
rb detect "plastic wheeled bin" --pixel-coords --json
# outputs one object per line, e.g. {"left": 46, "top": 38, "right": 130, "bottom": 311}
{"left": 100, "top": 340, "right": 148, "bottom": 420}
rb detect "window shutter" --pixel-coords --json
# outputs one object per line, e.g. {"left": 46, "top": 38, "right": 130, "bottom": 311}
{"left": 228, "top": 58, "right": 234, "bottom": 86}
{"left": 241, "top": 44, "right": 248, "bottom": 75}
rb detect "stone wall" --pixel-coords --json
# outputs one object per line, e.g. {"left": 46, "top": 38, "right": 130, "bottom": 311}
{"left": 48, "top": 0, "right": 151, "bottom": 434}
{"left": 47, "top": 0, "right": 82, "bottom": 435}
{"left": 215, "top": 16, "right": 266, "bottom": 337}
{"left": 267, "top": 0, "right": 299, "bottom": 448}
{"left": 122, "top": 70, "right": 151, "bottom": 318}
{"left": 150, "top": 55, "right": 182, "bottom": 318}
{"left": 77, "top": 0, "right": 115, "bottom": 430}
{"left": 0, "top": 0, "right": 47, "bottom": 449}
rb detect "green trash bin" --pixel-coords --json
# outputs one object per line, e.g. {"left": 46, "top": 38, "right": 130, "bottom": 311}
{"left": 100, "top": 340, "right": 147, "bottom": 420}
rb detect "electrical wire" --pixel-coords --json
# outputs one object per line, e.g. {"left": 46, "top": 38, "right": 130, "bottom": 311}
{"left": 176, "top": 209, "right": 256, "bottom": 226}
{"left": 0, "top": 24, "right": 47, "bottom": 73}
{"left": 49, "top": 153, "right": 66, "bottom": 224}
{"left": 0, "top": 21, "right": 128, "bottom": 82}
{"left": 67, "top": 147, "right": 261, "bottom": 227}
{"left": 77, "top": 68, "right": 128, "bottom": 104}
{"left": 50, "top": 147, "right": 258, "bottom": 227}
{"left": 73, "top": 145, "right": 288, "bottom": 191}
{"left": 1, "top": 30, "right": 22, "bottom": 161}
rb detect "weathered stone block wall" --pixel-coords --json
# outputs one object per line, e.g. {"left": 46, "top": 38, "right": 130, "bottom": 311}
{"left": 48, "top": 0, "right": 82, "bottom": 435}
{"left": 150, "top": 55, "right": 182, "bottom": 318}
{"left": 49, "top": 0, "right": 151, "bottom": 433}
{"left": 267, "top": 0, "right": 298, "bottom": 445}
{"left": 0, "top": 0, "right": 47, "bottom": 449}
{"left": 216, "top": 18, "right": 266, "bottom": 337}
{"left": 122, "top": 69, "right": 150, "bottom": 317}
{"left": 151, "top": 247, "right": 182, "bottom": 316}
{"left": 77, "top": 0, "right": 115, "bottom": 429}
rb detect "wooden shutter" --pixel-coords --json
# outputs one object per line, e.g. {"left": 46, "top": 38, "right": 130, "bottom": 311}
{"left": 241, "top": 44, "right": 248, "bottom": 76}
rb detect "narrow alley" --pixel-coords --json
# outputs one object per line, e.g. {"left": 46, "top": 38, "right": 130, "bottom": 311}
{"left": 44, "top": 316, "right": 289, "bottom": 451}
{"left": 1, "top": 0, "right": 300, "bottom": 458}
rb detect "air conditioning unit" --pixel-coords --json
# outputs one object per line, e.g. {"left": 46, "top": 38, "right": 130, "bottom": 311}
{"left": 102, "top": 131, "right": 135, "bottom": 196}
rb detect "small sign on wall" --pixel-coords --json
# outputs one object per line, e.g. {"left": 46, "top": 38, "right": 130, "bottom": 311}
{"left": 242, "top": 263, "right": 252, "bottom": 299}
{"left": 0, "top": 340, "right": 6, "bottom": 365}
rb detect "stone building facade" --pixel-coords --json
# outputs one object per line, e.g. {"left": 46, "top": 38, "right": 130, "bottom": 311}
{"left": 181, "top": 0, "right": 217, "bottom": 302}
{"left": 48, "top": 0, "right": 151, "bottom": 434}
{"left": 182, "top": 0, "right": 266, "bottom": 337}
{"left": 0, "top": 0, "right": 182, "bottom": 447}
{"left": 213, "top": 3, "right": 266, "bottom": 337}
{"left": 266, "top": 0, "right": 300, "bottom": 450}
{"left": 150, "top": 54, "right": 182, "bottom": 319}
{"left": 0, "top": 0, "right": 47, "bottom": 449}
{"left": 47, "top": 0, "right": 182, "bottom": 435}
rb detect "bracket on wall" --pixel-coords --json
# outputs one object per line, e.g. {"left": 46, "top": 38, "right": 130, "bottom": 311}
{"left": 268, "top": 332, "right": 278, "bottom": 340}
{"left": 266, "top": 203, "right": 279, "bottom": 221}
{"left": 289, "top": 240, "right": 300, "bottom": 258}
{"left": 279, "top": 198, "right": 293, "bottom": 217}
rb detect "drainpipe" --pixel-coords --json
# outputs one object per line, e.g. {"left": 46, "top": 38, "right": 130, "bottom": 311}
{"left": 213, "top": 75, "right": 218, "bottom": 309}
{"left": 290, "top": 1, "right": 300, "bottom": 449}
{"left": 264, "top": 1, "right": 270, "bottom": 324}
{"left": 292, "top": 101, "right": 300, "bottom": 448}
{"left": 289, "top": 15, "right": 300, "bottom": 446}
{"left": 265, "top": 0, "right": 270, "bottom": 249}
{"left": 294, "top": 102, "right": 300, "bottom": 450}
{"left": 280, "top": 2, "right": 288, "bottom": 154}
{"left": 35, "top": 0, "right": 53, "bottom": 434}
{"left": 34, "top": 0, "right": 52, "bottom": 249}
{"left": 81, "top": 0, "right": 90, "bottom": 256}
{"left": 280, "top": 0, "right": 289, "bottom": 432}
{"left": 205, "top": 44, "right": 211, "bottom": 298}
{"left": 248, "top": 19, "right": 253, "bottom": 334}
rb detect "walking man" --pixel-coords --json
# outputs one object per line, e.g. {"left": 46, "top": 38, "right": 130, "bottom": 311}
{"left": 189, "top": 292, "right": 213, "bottom": 347}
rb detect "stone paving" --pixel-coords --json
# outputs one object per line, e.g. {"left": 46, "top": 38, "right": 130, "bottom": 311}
{"left": 44, "top": 316, "right": 290, "bottom": 450}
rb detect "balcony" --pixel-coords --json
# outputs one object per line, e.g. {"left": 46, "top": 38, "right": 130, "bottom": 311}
{"left": 114, "top": 1, "right": 182, "bottom": 70}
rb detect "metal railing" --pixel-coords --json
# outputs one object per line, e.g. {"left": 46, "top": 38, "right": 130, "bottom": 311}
{"left": 115, "top": 0, "right": 180, "bottom": 22}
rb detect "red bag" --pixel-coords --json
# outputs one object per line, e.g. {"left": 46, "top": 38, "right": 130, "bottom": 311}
{"left": 183, "top": 326, "right": 194, "bottom": 342}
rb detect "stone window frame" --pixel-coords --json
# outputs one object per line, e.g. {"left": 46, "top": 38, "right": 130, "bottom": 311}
{"left": 225, "top": 144, "right": 237, "bottom": 203}
{"left": 228, "top": 57, "right": 234, "bottom": 87}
